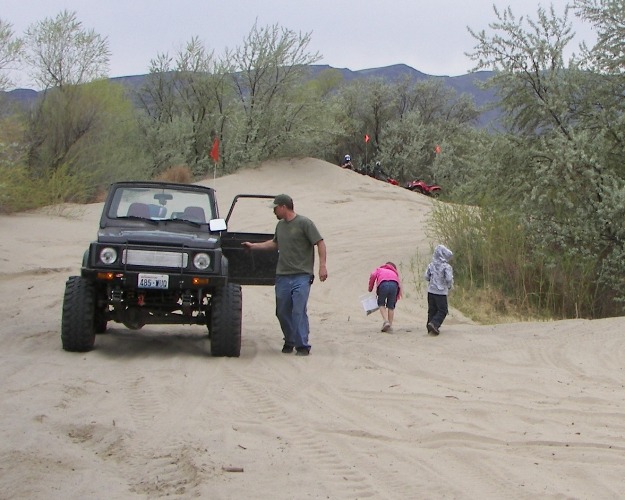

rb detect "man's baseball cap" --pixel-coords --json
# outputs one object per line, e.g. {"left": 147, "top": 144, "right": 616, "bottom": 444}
{"left": 272, "top": 194, "right": 292, "bottom": 207}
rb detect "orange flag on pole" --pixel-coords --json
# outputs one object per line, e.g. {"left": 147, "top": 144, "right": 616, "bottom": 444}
{"left": 210, "top": 137, "right": 220, "bottom": 162}
{"left": 365, "top": 134, "right": 370, "bottom": 143}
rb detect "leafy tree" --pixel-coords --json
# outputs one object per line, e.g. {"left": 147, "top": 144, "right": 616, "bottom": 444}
{"left": 18, "top": 11, "right": 148, "bottom": 201}
{"left": 28, "top": 80, "right": 148, "bottom": 189}
{"left": 22, "top": 10, "right": 115, "bottom": 176}
{"left": 270, "top": 75, "right": 341, "bottom": 161}
{"left": 331, "top": 79, "right": 370, "bottom": 164}
{"left": 330, "top": 73, "right": 482, "bottom": 181}
{"left": 396, "top": 77, "right": 479, "bottom": 126}
{"left": 22, "top": 10, "right": 110, "bottom": 90}
{"left": 137, "top": 37, "right": 234, "bottom": 176}
{"left": 333, "top": 78, "right": 410, "bottom": 168}
{"left": 462, "top": 3, "right": 625, "bottom": 316}
{"left": 378, "top": 111, "right": 430, "bottom": 179}
{"left": 138, "top": 22, "right": 329, "bottom": 175}
{"left": 574, "top": 0, "right": 625, "bottom": 72}
{"left": 468, "top": 4, "right": 577, "bottom": 135}
{"left": 227, "top": 21, "right": 321, "bottom": 162}
{"left": 0, "top": 18, "right": 23, "bottom": 91}
{"left": 362, "top": 78, "right": 394, "bottom": 155}
{"left": 340, "top": 77, "right": 481, "bottom": 183}
{"left": 391, "top": 79, "right": 480, "bottom": 181}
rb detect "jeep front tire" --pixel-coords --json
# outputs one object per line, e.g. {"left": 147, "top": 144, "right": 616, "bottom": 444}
{"left": 61, "top": 276, "right": 96, "bottom": 352}
{"left": 210, "top": 283, "right": 242, "bottom": 357}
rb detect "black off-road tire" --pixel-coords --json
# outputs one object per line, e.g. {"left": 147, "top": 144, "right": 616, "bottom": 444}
{"left": 210, "top": 283, "right": 242, "bottom": 357}
{"left": 61, "top": 276, "right": 96, "bottom": 352}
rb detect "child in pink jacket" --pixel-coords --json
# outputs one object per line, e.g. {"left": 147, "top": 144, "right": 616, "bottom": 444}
{"left": 368, "top": 262, "right": 402, "bottom": 332}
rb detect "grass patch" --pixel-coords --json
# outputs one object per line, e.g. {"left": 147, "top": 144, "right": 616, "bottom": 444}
{"left": 424, "top": 201, "right": 605, "bottom": 321}
{"left": 451, "top": 285, "right": 550, "bottom": 325}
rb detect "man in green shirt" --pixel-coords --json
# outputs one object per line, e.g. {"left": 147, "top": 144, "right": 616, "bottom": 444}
{"left": 242, "top": 194, "right": 328, "bottom": 355}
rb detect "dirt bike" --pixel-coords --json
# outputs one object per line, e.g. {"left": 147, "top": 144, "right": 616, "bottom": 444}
{"left": 404, "top": 179, "right": 441, "bottom": 196}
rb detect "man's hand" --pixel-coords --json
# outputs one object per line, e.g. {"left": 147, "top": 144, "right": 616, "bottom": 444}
{"left": 319, "top": 264, "right": 328, "bottom": 282}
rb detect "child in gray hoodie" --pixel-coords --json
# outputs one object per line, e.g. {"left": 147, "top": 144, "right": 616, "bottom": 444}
{"left": 424, "top": 245, "right": 454, "bottom": 335}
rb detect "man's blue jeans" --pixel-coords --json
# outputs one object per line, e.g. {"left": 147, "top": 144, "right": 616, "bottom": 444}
{"left": 275, "top": 274, "right": 312, "bottom": 349}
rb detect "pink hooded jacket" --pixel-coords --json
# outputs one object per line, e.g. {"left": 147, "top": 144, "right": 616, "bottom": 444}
{"left": 368, "top": 263, "right": 402, "bottom": 300}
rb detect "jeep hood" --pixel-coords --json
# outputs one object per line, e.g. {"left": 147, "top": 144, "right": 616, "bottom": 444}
{"left": 97, "top": 227, "right": 221, "bottom": 249}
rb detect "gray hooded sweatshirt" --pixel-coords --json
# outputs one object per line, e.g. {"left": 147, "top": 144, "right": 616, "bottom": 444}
{"left": 424, "top": 244, "right": 454, "bottom": 295}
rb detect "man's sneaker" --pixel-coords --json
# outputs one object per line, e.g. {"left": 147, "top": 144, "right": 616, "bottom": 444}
{"left": 282, "top": 344, "right": 294, "bottom": 353}
{"left": 427, "top": 322, "right": 439, "bottom": 336}
{"left": 381, "top": 321, "right": 391, "bottom": 332}
{"left": 295, "top": 347, "right": 310, "bottom": 356}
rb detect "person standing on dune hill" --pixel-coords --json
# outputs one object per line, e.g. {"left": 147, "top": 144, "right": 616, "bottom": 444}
{"left": 424, "top": 244, "right": 454, "bottom": 336}
{"left": 242, "top": 194, "right": 328, "bottom": 356}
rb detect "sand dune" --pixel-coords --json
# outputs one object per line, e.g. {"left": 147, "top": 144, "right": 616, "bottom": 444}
{"left": 1, "top": 158, "right": 623, "bottom": 499}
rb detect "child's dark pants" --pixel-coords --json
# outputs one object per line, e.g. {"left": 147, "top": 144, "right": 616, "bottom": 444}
{"left": 427, "top": 292, "right": 448, "bottom": 329}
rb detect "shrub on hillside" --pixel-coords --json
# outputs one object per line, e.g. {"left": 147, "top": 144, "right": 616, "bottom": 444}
{"left": 426, "top": 202, "right": 616, "bottom": 320}
{"left": 154, "top": 165, "right": 193, "bottom": 184}
{"left": 0, "top": 163, "right": 95, "bottom": 214}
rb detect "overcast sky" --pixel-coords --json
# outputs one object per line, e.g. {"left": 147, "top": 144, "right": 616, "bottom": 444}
{"left": 3, "top": 0, "right": 596, "bottom": 89}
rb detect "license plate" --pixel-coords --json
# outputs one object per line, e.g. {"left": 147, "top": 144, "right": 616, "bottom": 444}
{"left": 138, "top": 273, "right": 169, "bottom": 289}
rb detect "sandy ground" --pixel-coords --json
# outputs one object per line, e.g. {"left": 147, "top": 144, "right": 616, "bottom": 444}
{"left": 1, "top": 158, "right": 624, "bottom": 499}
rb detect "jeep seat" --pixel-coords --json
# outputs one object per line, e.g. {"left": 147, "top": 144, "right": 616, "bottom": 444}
{"left": 127, "top": 202, "right": 150, "bottom": 218}
{"left": 182, "top": 206, "right": 206, "bottom": 223}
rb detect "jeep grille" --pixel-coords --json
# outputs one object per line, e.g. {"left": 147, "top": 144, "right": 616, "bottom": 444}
{"left": 122, "top": 249, "right": 188, "bottom": 268}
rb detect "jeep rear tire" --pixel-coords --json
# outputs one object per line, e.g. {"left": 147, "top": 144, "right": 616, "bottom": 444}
{"left": 210, "top": 283, "right": 242, "bottom": 357}
{"left": 61, "top": 276, "right": 96, "bottom": 352}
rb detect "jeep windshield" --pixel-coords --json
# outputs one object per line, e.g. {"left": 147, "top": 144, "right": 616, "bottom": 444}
{"left": 108, "top": 185, "right": 215, "bottom": 224}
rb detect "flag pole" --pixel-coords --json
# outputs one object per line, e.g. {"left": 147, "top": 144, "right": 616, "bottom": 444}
{"left": 364, "top": 134, "right": 370, "bottom": 173}
{"left": 209, "top": 137, "right": 220, "bottom": 180}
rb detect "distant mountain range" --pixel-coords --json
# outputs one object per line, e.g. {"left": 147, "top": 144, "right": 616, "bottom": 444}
{"left": 2, "top": 64, "right": 500, "bottom": 127}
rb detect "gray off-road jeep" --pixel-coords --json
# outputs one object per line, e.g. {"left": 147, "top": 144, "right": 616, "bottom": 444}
{"left": 61, "top": 181, "right": 278, "bottom": 357}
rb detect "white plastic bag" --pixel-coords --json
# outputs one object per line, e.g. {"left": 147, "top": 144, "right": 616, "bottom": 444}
{"left": 360, "top": 293, "right": 379, "bottom": 316}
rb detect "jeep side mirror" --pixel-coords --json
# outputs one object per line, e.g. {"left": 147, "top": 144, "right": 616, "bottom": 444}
{"left": 209, "top": 218, "right": 227, "bottom": 232}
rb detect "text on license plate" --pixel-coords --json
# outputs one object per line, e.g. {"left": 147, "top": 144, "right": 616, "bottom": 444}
{"left": 138, "top": 273, "right": 169, "bottom": 289}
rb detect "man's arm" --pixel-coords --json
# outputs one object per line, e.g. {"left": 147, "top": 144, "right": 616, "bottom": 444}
{"left": 242, "top": 240, "right": 278, "bottom": 251}
{"left": 316, "top": 239, "right": 328, "bottom": 282}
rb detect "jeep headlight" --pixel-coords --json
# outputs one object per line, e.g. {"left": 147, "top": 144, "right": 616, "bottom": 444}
{"left": 193, "top": 252, "right": 211, "bottom": 270}
{"left": 99, "top": 247, "right": 118, "bottom": 265}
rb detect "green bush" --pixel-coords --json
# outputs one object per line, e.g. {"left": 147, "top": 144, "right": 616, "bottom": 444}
{"left": 0, "top": 163, "right": 94, "bottom": 214}
{"left": 426, "top": 202, "right": 603, "bottom": 321}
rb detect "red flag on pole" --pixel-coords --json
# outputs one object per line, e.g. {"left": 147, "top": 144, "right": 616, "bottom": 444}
{"left": 365, "top": 134, "right": 370, "bottom": 143}
{"left": 434, "top": 144, "right": 441, "bottom": 154}
{"left": 210, "top": 137, "right": 220, "bottom": 163}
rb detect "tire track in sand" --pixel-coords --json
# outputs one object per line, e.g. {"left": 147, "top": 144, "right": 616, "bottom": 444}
{"left": 55, "top": 369, "right": 215, "bottom": 498}
{"left": 218, "top": 363, "right": 380, "bottom": 499}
